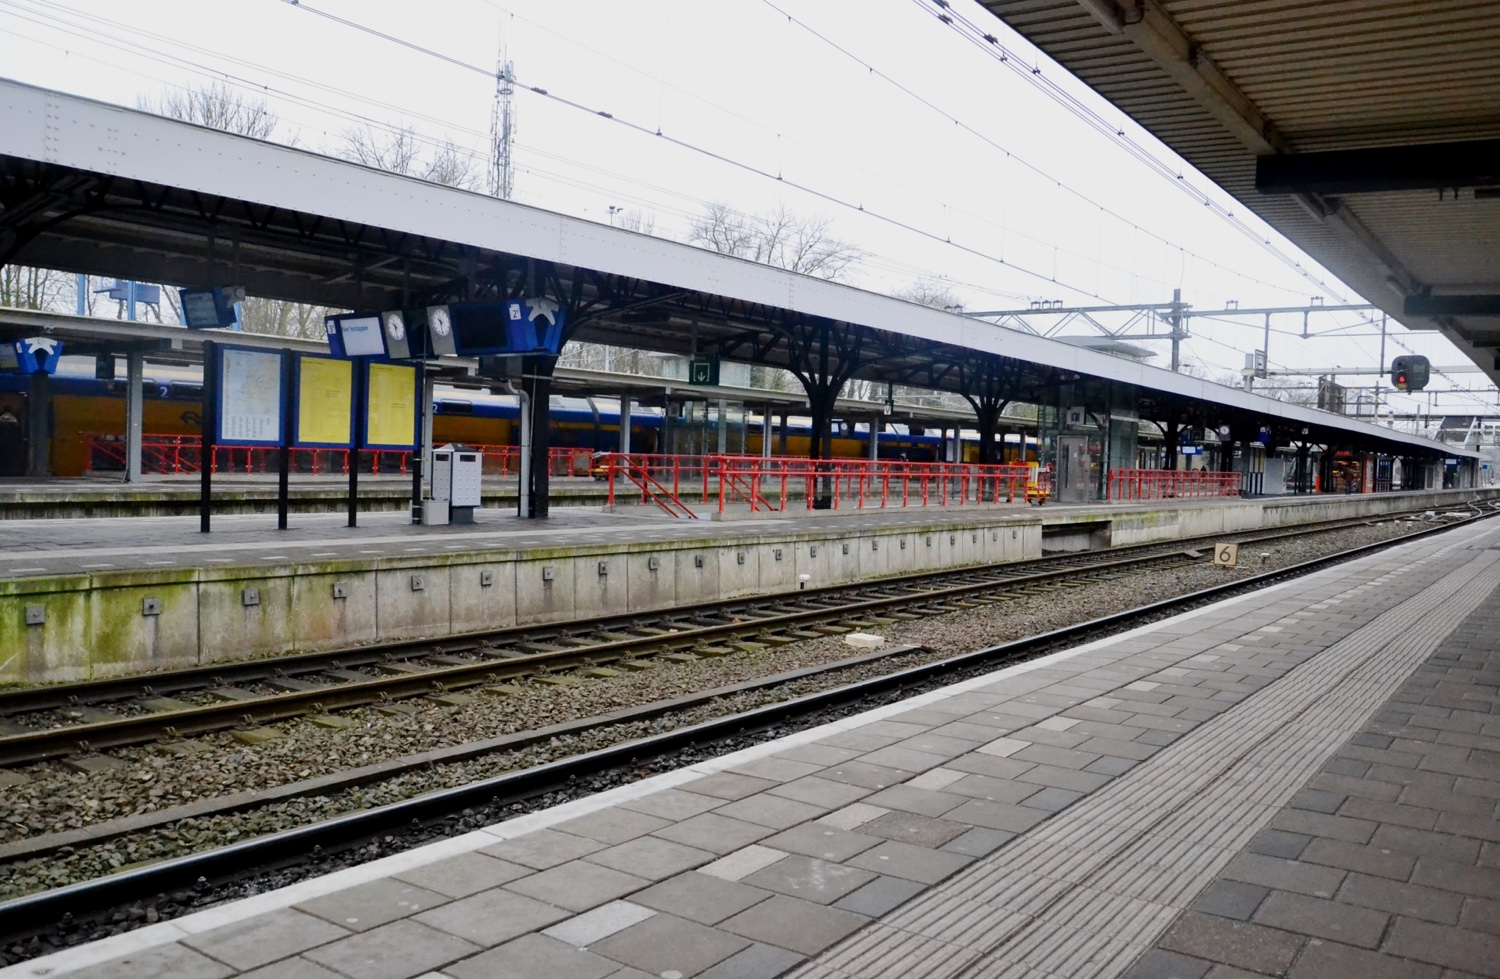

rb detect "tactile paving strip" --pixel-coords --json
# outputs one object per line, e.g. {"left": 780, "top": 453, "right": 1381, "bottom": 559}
{"left": 794, "top": 526, "right": 1500, "bottom": 979}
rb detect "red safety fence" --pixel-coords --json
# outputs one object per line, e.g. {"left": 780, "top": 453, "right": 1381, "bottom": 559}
{"left": 1107, "top": 468, "right": 1242, "bottom": 500}
{"left": 601, "top": 453, "right": 1053, "bottom": 518}
{"left": 85, "top": 435, "right": 596, "bottom": 479}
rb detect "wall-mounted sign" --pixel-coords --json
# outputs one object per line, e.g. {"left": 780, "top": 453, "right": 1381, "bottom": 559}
{"left": 295, "top": 355, "right": 354, "bottom": 447}
{"left": 180, "top": 287, "right": 245, "bottom": 329}
{"left": 5, "top": 337, "right": 63, "bottom": 375}
{"left": 217, "top": 346, "right": 284, "bottom": 446}
{"left": 1180, "top": 445, "right": 1204, "bottom": 456}
{"left": 325, "top": 314, "right": 388, "bottom": 358}
{"left": 688, "top": 356, "right": 720, "bottom": 386}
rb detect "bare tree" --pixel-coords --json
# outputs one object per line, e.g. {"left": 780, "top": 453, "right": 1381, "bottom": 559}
{"left": 615, "top": 209, "right": 658, "bottom": 235}
{"left": 688, "top": 203, "right": 859, "bottom": 280}
{"left": 894, "top": 278, "right": 964, "bottom": 312}
{"left": 339, "top": 125, "right": 483, "bottom": 191}
{"left": 137, "top": 80, "right": 281, "bottom": 139}
{"left": 0, "top": 266, "right": 69, "bottom": 311}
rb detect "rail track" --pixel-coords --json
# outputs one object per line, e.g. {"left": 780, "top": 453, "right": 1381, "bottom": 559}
{"left": 0, "top": 505, "right": 1494, "bottom": 955}
{"left": 0, "top": 510, "right": 1472, "bottom": 767}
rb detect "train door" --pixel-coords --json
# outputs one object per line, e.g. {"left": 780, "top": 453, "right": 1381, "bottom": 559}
{"left": 1057, "top": 434, "right": 1093, "bottom": 504}
{"left": 0, "top": 394, "right": 26, "bottom": 477}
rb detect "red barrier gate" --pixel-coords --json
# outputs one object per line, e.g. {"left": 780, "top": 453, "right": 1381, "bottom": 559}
{"left": 1106, "top": 468, "right": 1242, "bottom": 500}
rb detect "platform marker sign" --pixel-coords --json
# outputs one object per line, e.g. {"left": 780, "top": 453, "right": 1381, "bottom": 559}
{"left": 1213, "top": 542, "right": 1239, "bottom": 568}
{"left": 295, "top": 355, "right": 354, "bottom": 447}
{"left": 216, "top": 346, "right": 284, "bottom": 446}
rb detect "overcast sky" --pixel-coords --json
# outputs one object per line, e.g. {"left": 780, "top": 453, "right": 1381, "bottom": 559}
{"left": 2, "top": 0, "right": 1494, "bottom": 415}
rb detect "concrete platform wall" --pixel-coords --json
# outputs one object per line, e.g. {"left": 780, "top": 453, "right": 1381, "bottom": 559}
{"left": 3, "top": 487, "right": 1495, "bottom": 683}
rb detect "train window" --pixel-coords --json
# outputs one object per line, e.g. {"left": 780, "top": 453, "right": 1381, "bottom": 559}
{"left": 437, "top": 400, "right": 474, "bottom": 415}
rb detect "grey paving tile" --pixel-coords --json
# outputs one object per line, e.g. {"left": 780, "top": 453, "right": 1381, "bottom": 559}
{"left": 182, "top": 908, "right": 349, "bottom": 971}
{"left": 846, "top": 839, "right": 972, "bottom": 884}
{"left": 555, "top": 807, "right": 674, "bottom": 845}
{"left": 444, "top": 932, "right": 619, "bottom": 979}
{"left": 940, "top": 752, "right": 1037, "bottom": 780}
{"left": 1371, "top": 823, "right": 1482, "bottom": 863}
{"left": 857, "top": 745, "right": 952, "bottom": 773}
{"left": 1284, "top": 938, "right": 1443, "bottom": 979}
{"left": 507, "top": 861, "right": 652, "bottom": 912}
{"left": 1337, "top": 871, "right": 1465, "bottom": 924}
{"left": 1301, "top": 838, "right": 1417, "bottom": 880}
{"left": 832, "top": 875, "right": 926, "bottom": 917}
{"left": 765, "top": 775, "right": 874, "bottom": 809}
{"left": 1189, "top": 880, "right": 1269, "bottom": 922}
{"left": 697, "top": 942, "right": 806, "bottom": 979}
{"left": 414, "top": 886, "right": 570, "bottom": 945}
{"left": 775, "top": 742, "right": 864, "bottom": 767}
{"left": 1252, "top": 890, "right": 1389, "bottom": 948}
{"left": 542, "top": 901, "right": 657, "bottom": 948}
{"left": 295, "top": 877, "right": 449, "bottom": 931}
{"left": 1289, "top": 788, "right": 1346, "bottom": 814}
{"left": 1020, "top": 786, "right": 1084, "bottom": 812}
{"left": 817, "top": 760, "right": 913, "bottom": 790}
{"left": 719, "top": 894, "right": 870, "bottom": 955}
{"left": 1270, "top": 809, "right": 1378, "bottom": 844}
{"left": 1010, "top": 743, "right": 1101, "bottom": 770}
{"left": 1382, "top": 916, "right": 1500, "bottom": 975}
{"left": 941, "top": 826, "right": 1017, "bottom": 857}
{"left": 1246, "top": 829, "right": 1312, "bottom": 860}
{"left": 942, "top": 799, "right": 1049, "bottom": 833}
{"left": 618, "top": 788, "right": 727, "bottom": 821}
{"left": 653, "top": 812, "right": 777, "bottom": 854}
{"left": 761, "top": 823, "right": 882, "bottom": 862}
{"left": 714, "top": 793, "right": 829, "bottom": 830}
{"left": 1158, "top": 911, "right": 1305, "bottom": 975}
{"left": 632, "top": 871, "right": 774, "bottom": 925}
{"left": 236, "top": 958, "right": 348, "bottom": 979}
{"left": 1222, "top": 852, "right": 1345, "bottom": 899}
{"left": 858, "top": 784, "right": 968, "bottom": 817}
{"left": 66, "top": 944, "right": 234, "bottom": 979}
{"left": 1014, "top": 763, "right": 1112, "bottom": 793}
{"left": 303, "top": 919, "right": 479, "bottom": 979}
{"left": 1119, "top": 949, "right": 1212, "bottom": 979}
{"left": 590, "top": 912, "right": 750, "bottom": 977}
{"left": 584, "top": 835, "right": 717, "bottom": 879}
{"left": 393, "top": 852, "right": 532, "bottom": 898}
{"left": 742, "top": 855, "right": 876, "bottom": 904}
{"left": 943, "top": 773, "right": 1043, "bottom": 804}
{"left": 481, "top": 828, "right": 608, "bottom": 869}
{"left": 728, "top": 756, "right": 826, "bottom": 784}
{"left": 1459, "top": 895, "right": 1500, "bottom": 936}
{"left": 683, "top": 772, "right": 781, "bottom": 801}
{"left": 1084, "top": 755, "right": 1139, "bottom": 777}
{"left": 856, "top": 810, "right": 969, "bottom": 848}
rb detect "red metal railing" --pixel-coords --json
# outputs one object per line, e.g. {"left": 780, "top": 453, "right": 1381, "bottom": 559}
{"left": 86, "top": 435, "right": 597, "bottom": 479}
{"left": 1107, "top": 468, "right": 1242, "bottom": 500}
{"left": 601, "top": 453, "right": 1052, "bottom": 518}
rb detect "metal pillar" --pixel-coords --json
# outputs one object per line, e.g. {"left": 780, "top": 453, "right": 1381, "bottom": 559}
{"left": 619, "top": 393, "right": 632, "bottom": 453}
{"left": 778, "top": 412, "right": 788, "bottom": 455}
{"left": 869, "top": 417, "right": 880, "bottom": 461}
{"left": 25, "top": 372, "right": 50, "bottom": 476}
{"left": 716, "top": 399, "right": 728, "bottom": 454}
{"left": 517, "top": 388, "right": 531, "bottom": 518}
{"left": 1169, "top": 288, "right": 1184, "bottom": 372}
{"left": 762, "top": 404, "right": 772, "bottom": 458}
{"left": 124, "top": 349, "right": 144, "bottom": 482}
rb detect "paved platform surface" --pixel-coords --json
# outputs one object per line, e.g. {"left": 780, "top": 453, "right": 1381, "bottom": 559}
{"left": 4, "top": 519, "right": 1499, "bottom": 979}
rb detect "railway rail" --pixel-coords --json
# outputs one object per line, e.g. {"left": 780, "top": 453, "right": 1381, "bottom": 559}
{"left": 0, "top": 511, "right": 1457, "bottom": 767}
{"left": 0, "top": 504, "right": 1492, "bottom": 953}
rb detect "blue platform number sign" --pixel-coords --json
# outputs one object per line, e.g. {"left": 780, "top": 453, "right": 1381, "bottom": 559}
{"left": 505, "top": 298, "right": 564, "bottom": 355}
{"left": 11, "top": 337, "right": 62, "bottom": 375}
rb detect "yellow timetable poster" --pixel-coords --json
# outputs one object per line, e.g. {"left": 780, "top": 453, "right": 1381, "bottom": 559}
{"left": 365, "top": 362, "right": 417, "bottom": 448}
{"left": 296, "top": 356, "right": 353, "bottom": 446}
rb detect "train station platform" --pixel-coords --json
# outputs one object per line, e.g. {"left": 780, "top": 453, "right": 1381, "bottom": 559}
{"left": 5, "top": 514, "right": 1498, "bottom": 979}
{"left": 3, "top": 487, "right": 1496, "bottom": 684}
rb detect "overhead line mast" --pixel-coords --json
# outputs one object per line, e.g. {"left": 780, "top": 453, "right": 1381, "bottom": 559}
{"left": 490, "top": 45, "right": 515, "bottom": 200}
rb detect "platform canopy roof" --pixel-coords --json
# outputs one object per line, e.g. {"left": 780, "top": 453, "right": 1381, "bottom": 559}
{"left": 0, "top": 79, "right": 1477, "bottom": 459}
{"left": 977, "top": 0, "right": 1500, "bottom": 388}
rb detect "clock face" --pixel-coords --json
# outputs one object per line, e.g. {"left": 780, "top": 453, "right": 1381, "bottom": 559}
{"left": 430, "top": 307, "right": 451, "bottom": 337}
{"left": 385, "top": 312, "right": 405, "bottom": 341}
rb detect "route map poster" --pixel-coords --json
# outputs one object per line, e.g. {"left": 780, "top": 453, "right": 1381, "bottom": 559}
{"left": 295, "top": 355, "right": 353, "bottom": 447}
{"left": 217, "top": 347, "right": 283, "bottom": 445}
{"left": 364, "top": 362, "right": 417, "bottom": 449}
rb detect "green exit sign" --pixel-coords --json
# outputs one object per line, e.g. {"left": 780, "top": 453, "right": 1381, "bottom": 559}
{"left": 688, "top": 357, "right": 720, "bottom": 385}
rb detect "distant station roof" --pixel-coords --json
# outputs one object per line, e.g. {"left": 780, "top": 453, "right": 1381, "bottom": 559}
{"left": 0, "top": 79, "right": 1477, "bottom": 460}
{"left": 977, "top": 0, "right": 1500, "bottom": 387}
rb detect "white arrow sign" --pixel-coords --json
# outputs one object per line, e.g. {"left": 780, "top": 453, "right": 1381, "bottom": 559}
{"left": 21, "top": 337, "right": 57, "bottom": 355}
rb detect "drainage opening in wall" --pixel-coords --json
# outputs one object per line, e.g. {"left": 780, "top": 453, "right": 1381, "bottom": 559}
{"left": 1041, "top": 521, "right": 1111, "bottom": 554}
